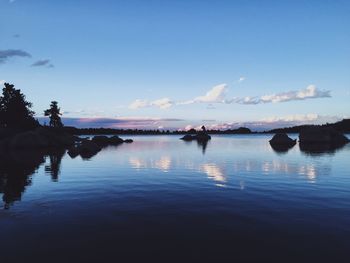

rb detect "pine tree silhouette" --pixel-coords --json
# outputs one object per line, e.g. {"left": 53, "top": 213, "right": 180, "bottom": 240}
{"left": 44, "top": 101, "right": 63, "bottom": 128}
{"left": 0, "top": 83, "right": 38, "bottom": 129}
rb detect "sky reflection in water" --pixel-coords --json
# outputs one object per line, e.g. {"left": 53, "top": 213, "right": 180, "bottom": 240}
{"left": 0, "top": 134, "right": 349, "bottom": 262}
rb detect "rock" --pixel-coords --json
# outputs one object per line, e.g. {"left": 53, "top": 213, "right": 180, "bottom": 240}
{"left": 109, "top": 135, "right": 124, "bottom": 145}
{"left": 269, "top": 133, "right": 297, "bottom": 153}
{"left": 180, "top": 125, "right": 211, "bottom": 142}
{"left": 67, "top": 146, "right": 80, "bottom": 158}
{"left": 299, "top": 127, "right": 349, "bottom": 154}
{"left": 68, "top": 140, "right": 101, "bottom": 159}
{"left": 299, "top": 127, "right": 349, "bottom": 145}
{"left": 91, "top": 135, "right": 111, "bottom": 146}
{"left": 91, "top": 135, "right": 132, "bottom": 146}
{"left": 180, "top": 133, "right": 211, "bottom": 142}
{"left": 196, "top": 132, "right": 211, "bottom": 142}
{"left": 180, "top": 134, "right": 195, "bottom": 141}
{"left": 269, "top": 133, "right": 296, "bottom": 146}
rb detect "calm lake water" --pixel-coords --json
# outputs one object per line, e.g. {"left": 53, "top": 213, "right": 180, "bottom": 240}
{"left": 1, "top": 134, "right": 350, "bottom": 262}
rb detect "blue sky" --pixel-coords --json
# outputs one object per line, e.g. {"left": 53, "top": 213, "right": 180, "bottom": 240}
{"left": 1, "top": 0, "right": 349, "bottom": 130}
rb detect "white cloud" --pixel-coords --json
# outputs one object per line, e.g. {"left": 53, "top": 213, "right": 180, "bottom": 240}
{"left": 0, "top": 80, "right": 5, "bottom": 85}
{"left": 179, "top": 83, "right": 228, "bottom": 105}
{"left": 259, "top": 85, "right": 330, "bottom": 103}
{"left": 151, "top": 98, "right": 173, "bottom": 109}
{"left": 238, "top": 76, "right": 245, "bottom": 83}
{"left": 260, "top": 113, "right": 321, "bottom": 123}
{"left": 229, "top": 85, "right": 331, "bottom": 105}
{"left": 129, "top": 99, "right": 149, "bottom": 109}
{"left": 193, "top": 83, "right": 227, "bottom": 103}
{"left": 129, "top": 84, "right": 331, "bottom": 110}
{"left": 129, "top": 97, "right": 173, "bottom": 110}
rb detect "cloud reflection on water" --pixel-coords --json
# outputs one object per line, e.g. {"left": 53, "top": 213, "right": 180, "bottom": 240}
{"left": 129, "top": 156, "right": 172, "bottom": 172}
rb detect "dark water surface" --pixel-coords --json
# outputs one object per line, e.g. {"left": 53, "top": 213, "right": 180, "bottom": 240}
{"left": 1, "top": 135, "right": 350, "bottom": 262}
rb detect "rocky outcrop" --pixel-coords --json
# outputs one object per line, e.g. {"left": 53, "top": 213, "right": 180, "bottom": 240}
{"left": 180, "top": 126, "right": 211, "bottom": 142}
{"left": 299, "top": 127, "right": 349, "bottom": 153}
{"left": 299, "top": 127, "right": 349, "bottom": 145}
{"left": 91, "top": 135, "right": 132, "bottom": 146}
{"left": 269, "top": 133, "right": 297, "bottom": 153}
{"left": 67, "top": 135, "right": 133, "bottom": 159}
{"left": 270, "top": 133, "right": 296, "bottom": 147}
{"left": 68, "top": 140, "right": 101, "bottom": 159}
{"left": 180, "top": 134, "right": 194, "bottom": 141}
{"left": 180, "top": 133, "right": 211, "bottom": 142}
{"left": 0, "top": 128, "right": 133, "bottom": 155}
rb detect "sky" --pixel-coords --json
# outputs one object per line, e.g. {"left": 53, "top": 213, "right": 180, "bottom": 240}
{"left": 1, "top": 0, "right": 349, "bottom": 131}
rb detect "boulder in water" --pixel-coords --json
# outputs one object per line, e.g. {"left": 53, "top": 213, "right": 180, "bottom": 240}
{"left": 109, "top": 135, "right": 125, "bottom": 145}
{"left": 91, "top": 135, "right": 111, "bottom": 146}
{"left": 299, "top": 127, "right": 349, "bottom": 153}
{"left": 269, "top": 133, "right": 296, "bottom": 153}
{"left": 180, "top": 134, "right": 195, "bottom": 141}
{"left": 68, "top": 140, "right": 101, "bottom": 159}
{"left": 299, "top": 127, "right": 349, "bottom": 145}
{"left": 269, "top": 133, "right": 296, "bottom": 146}
{"left": 196, "top": 132, "right": 211, "bottom": 142}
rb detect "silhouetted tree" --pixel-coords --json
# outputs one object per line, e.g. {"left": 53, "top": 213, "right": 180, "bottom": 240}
{"left": 0, "top": 83, "right": 38, "bottom": 129}
{"left": 44, "top": 101, "right": 63, "bottom": 128}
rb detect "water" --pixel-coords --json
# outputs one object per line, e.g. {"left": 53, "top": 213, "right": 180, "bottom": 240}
{"left": 1, "top": 134, "right": 350, "bottom": 262}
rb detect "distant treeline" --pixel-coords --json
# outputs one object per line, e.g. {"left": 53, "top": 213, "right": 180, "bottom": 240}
{"left": 62, "top": 120, "right": 350, "bottom": 135}
{"left": 263, "top": 119, "right": 350, "bottom": 134}
{"left": 62, "top": 126, "right": 253, "bottom": 135}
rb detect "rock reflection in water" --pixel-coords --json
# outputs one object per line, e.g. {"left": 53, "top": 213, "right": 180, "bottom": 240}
{"left": 182, "top": 139, "right": 209, "bottom": 154}
{"left": 197, "top": 140, "right": 208, "bottom": 154}
{"left": 270, "top": 144, "right": 295, "bottom": 154}
{"left": 299, "top": 142, "right": 348, "bottom": 156}
{"left": 0, "top": 149, "right": 65, "bottom": 209}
